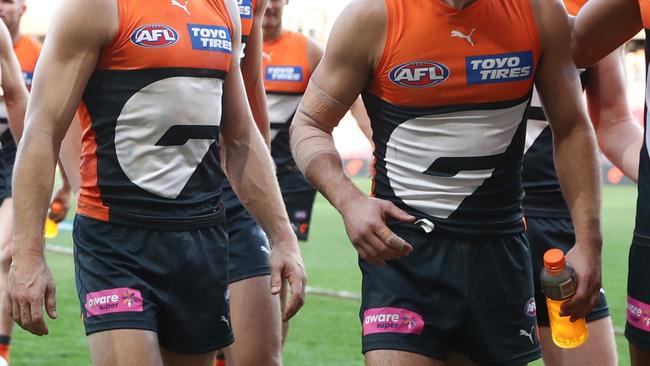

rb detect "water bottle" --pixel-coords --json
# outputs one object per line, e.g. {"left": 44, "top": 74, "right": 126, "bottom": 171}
{"left": 44, "top": 201, "right": 62, "bottom": 239}
{"left": 540, "top": 248, "right": 589, "bottom": 348}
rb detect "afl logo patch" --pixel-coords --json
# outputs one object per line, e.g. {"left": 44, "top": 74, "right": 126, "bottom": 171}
{"left": 130, "top": 24, "right": 179, "bottom": 48}
{"left": 389, "top": 61, "right": 450, "bottom": 88}
{"left": 524, "top": 298, "right": 537, "bottom": 317}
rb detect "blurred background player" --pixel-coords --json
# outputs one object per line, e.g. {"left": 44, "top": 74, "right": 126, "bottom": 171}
{"left": 262, "top": 0, "right": 370, "bottom": 344}
{"left": 215, "top": 0, "right": 285, "bottom": 366}
{"left": 5, "top": 0, "right": 306, "bottom": 365}
{"left": 0, "top": 1, "right": 77, "bottom": 362}
{"left": 291, "top": 0, "right": 604, "bottom": 364}
{"left": 573, "top": 1, "right": 650, "bottom": 364}
{"left": 523, "top": 0, "right": 644, "bottom": 364}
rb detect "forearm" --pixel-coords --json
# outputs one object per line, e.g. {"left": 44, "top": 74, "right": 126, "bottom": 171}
{"left": 12, "top": 131, "right": 59, "bottom": 256}
{"left": 244, "top": 74, "right": 270, "bottom": 147}
{"left": 58, "top": 117, "right": 82, "bottom": 192}
{"left": 5, "top": 93, "right": 28, "bottom": 142}
{"left": 554, "top": 121, "right": 602, "bottom": 248}
{"left": 224, "top": 127, "right": 292, "bottom": 243}
{"left": 290, "top": 121, "right": 365, "bottom": 214}
{"left": 597, "top": 119, "right": 643, "bottom": 182}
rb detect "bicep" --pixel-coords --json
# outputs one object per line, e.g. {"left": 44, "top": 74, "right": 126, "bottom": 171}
{"left": 26, "top": 0, "right": 113, "bottom": 141}
{"left": 585, "top": 48, "right": 629, "bottom": 128}
{"left": 573, "top": 0, "right": 642, "bottom": 66}
{"left": 534, "top": 0, "right": 587, "bottom": 136}
{"left": 308, "top": 0, "right": 383, "bottom": 107}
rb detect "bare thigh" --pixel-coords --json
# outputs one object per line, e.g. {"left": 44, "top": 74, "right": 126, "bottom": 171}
{"left": 88, "top": 329, "right": 164, "bottom": 366}
{"left": 365, "top": 350, "right": 445, "bottom": 366}
{"left": 539, "top": 317, "right": 617, "bottom": 366}
{"left": 225, "top": 275, "right": 282, "bottom": 366}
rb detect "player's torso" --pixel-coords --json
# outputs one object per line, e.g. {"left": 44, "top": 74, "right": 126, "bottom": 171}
{"left": 0, "top": 36, "right": 41, "bottom": 146}
{"left": 521, "top": 0, "right": 587, "bottom": 219}
{"left": 77, "top": 0, "right": 234, "bottom": 228}
{"left": 637, "top": 0, "right": 650, "bottom": 242}
{"left": 366, "top": 0, "right": 540, "bottom": 234}
{"left": 263, "top": 31, "right": 312, "bottom": 190}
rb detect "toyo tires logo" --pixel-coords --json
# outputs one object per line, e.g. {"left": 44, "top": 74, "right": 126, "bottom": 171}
{"left": 389, "top": 60, "right": 450, "bottom": 88}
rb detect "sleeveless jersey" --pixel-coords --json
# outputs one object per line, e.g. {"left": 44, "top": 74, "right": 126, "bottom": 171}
{"left": 239, "top": 0, "right": 256, "bottom": 43}
{"left": 636, "top": 0, "right": 650, "bottom": 244}
{"left": 366, "top": 0, "right": 541, "bottom": 235}
{"left": 522, "top": 0, "right": 587, "bottom": 219}
{"left": 263, "top": 31, "right": 313, "bottom": 192}
{"left": 0, "top": 36, "right": 41, "bottom": 147}
{"left": 76, "top": 0, "right": 234, "bottom": 229}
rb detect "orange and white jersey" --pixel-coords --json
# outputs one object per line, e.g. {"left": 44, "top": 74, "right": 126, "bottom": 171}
{"left": 263, "top": 31, "right": 312, "bottom": 179}
{"left": 635, "top": 0, "right": 650, "bottom": 241}
{"left": 77, "top": 0, "right": 234, "bottom": 229}
{"left": 366, "top": 0, "right": 540, "bottom": 235}
{"left": 239, "top": 0, "right": 256, "bottom": 43}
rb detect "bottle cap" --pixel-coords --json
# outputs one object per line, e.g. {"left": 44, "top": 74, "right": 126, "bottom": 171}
{"left": 51, "top": 201, "right": 63, "bottom": 214}
{"left": 543, "top": 248, "right": 566, "bottom": 272}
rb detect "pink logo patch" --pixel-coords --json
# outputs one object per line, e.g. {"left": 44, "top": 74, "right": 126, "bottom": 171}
{"left": 85, "top": 288, "right": 144, "bottom": 318}
{"left": 627, "top": 296, "right": 650, "bottom": 332}
{"left": 363, "top": 307, "right": 424, "bottom": 336}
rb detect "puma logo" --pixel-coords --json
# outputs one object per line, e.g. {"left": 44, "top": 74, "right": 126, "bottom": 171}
{"left": 220, "top": 315, "right": 230, "bottom": 328}
{"left": 171, "top": 0, "right": 190, "bottom": 15}
{"left": 450, "top": 28, "right": 476, "bottom": 46}
{"left": 519, "top": 325, "right": 535, "bottom": 344}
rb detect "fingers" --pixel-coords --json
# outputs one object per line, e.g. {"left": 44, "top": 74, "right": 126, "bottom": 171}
{"left": 45, "top": 283, "right": 57, "bottom": 319}
{"left": 282, "top": 272, "right": 306, "bottom": 322}
{"left": 384, "top": 203, "right": 415, "bottom": 223}
{"left": 270, "top": 262, "right": 282, "bottom": 295}
{"left": 376, "top": 227, "right": 413, "bottom": 255}
{"left": 30, "top": 300, "right": 49, "bottom": 336}
{"left": 560, "top": 278, "right": 599, "bottom": 321}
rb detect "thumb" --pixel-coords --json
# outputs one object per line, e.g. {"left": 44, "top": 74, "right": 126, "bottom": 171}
{"left": 270, "top": 261, "right": 283, "bottom": 295}
{"left": 384, "top": 203, "right": 415, "bottom": 223}
{"left": 45, "top": 283, "right": 57, "bottom": 319}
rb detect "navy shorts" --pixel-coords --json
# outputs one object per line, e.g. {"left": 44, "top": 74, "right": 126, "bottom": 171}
{"left": 222, "top": 182, "right": 271, "bottom": 284}
{"left": 283, "top": 189, "right": 316, "bottom": 241}
{"left": 526, "top": 216, "right": 609, "bottom": 326}
{"left": 73, "top": 215, "right": 233, "bottom": 354}
{"left": 626, "top": 234, "right": 650, "bottom": 350}
{"left": 360, "top": 225, "right": 541, "bottom": 365}
{"left": 0, "top": 130, "right": 16, "bottom": 203}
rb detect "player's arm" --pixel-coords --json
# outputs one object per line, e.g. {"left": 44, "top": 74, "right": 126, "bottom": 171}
{"left": 0, "top": 22, "right": 28, "bottom": 141}
{"left": 220, "top": 0, "right": 305, "bottom": 322}
{"left": 533, "top": 0, "right": 603, "bottom": 321}
{"left": 572, "top": 0, "right": 642, "bottom": 67}
{"left": 586, "top": 47, "right": 643, "bottom": 182}
{"left": 56, "top": 115, "right": 82, "bottom": 193}
{"left": 290, "top": 0, "right": 414, "bottom": 267}
{"left": 241, "top": 0, "right": 270, "bottom": 147}
{"left": 7, "top": 0, "right": 115, "bottom": 336}
{"left": 351, "top": 97, "right": 373, "bottom": 143}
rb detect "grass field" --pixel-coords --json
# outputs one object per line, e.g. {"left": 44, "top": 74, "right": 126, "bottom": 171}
{"left": 9, "top": 181, "right": 639, "bottom": 365}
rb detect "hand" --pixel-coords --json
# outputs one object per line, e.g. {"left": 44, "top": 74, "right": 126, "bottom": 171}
{"left": 48, "top": 186, "right": 71, "bottom": 223}
{"left": 340, "top": 196, "right": 415, "bottom": 266}
{"left": 561, "top": 242, "right": 602, "bottom": 321}
{"left": 5, "top": 254, "right": 57, "bottom": 335}
{"left": 269, "top": 234, "right": 306, "bottom": 322}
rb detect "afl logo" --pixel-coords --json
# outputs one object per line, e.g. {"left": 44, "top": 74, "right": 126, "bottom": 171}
{"left": 130, "top": 24, "right": 179, "bottom": 48}
{"left": 389, "top": 61, "right": 450, "bottom": 88}
{"left": 524, "top": 298, "right": 537, "bottom": 317}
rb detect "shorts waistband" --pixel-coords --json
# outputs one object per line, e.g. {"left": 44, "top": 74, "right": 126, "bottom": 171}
{"left": 105, "top": 205, "right": 226, "bottom": 230}
{"left": 633, "top": 232, "right": 650, "bottom": 247}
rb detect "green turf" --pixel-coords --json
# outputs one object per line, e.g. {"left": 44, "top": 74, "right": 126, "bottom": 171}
{"left": 9, "top": 182, "right": 640, "bottom": 365}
